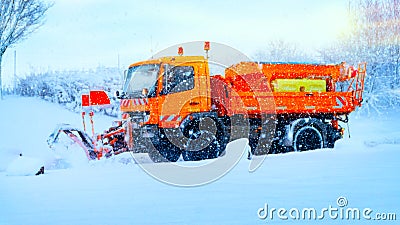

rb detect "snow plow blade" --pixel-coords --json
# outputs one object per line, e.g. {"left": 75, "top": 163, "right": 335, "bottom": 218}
{"left": 47, "top": 121, "right": 129, "bottom": 160}
{"left": 47, "top": 124, "right": 98, "bottom": 160}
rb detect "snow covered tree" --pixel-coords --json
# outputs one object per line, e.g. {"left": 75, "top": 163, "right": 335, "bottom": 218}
{"left": 321, "top": 0, "right": 400, "bottom": 114}
{"left": 16, "top": 67, "right": 122, "bottom": 117}
{"left": 0, "top": 0, "right": 51, "bottom": 99}
{"left": 253, "top": 39, "right": 311, "bottom": 62}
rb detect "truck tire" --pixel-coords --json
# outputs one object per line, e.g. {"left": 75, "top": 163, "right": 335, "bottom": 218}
{"left": 293, "top": 125, "right": 323, "bottom": 151}
{"left": 149, "top": 130, "right": 181, "bottom": 162}
{"left": 148, "top": 149, "right": 169, "bottom": 163}
{"left": 181, "top": 117, "right": 226, "bottom": 161}
{"left": 159, "top": 139, "right": 181, "bottom": 162}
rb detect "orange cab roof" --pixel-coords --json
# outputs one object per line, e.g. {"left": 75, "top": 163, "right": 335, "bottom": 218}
{"left": 129, "top": 56, "right": 207, "bottom": 68}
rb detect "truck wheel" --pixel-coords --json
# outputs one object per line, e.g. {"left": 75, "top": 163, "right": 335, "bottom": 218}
{"left": 182, "top": 129, "right": 219, "bottom": 161}
{"left": 182, "top": 118, "right": 225, "bottom": 161}
{"left": 149, "top": 131, "right": 181, "bottom": 162}
{"left": 158, "top": 137, "right": 181, "bottom": 162}
{"left": 182, "top": 149, "right": 213, "bottom": 161}
{"left": 148, "top": 146, "right": 170, "bottom": 163}
{"left": 293, "top": 126, "right": 323, "bottom": 151}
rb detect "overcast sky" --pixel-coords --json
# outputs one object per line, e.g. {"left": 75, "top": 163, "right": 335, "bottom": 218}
{"left": 2, "top": 0, "right": 350, "bottom": 87}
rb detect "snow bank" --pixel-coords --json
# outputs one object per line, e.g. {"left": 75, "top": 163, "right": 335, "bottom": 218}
{"left": 1, "top": 97, "right": 399, "bottom": 225}
{"left": 0, "top": 96, "right": 116, "bottom": 170}
{"left": 6, "top": 155, "right": 44, "bottom": 176}
{"left": 0, "top": 148, "right": 20, "bottom": 172}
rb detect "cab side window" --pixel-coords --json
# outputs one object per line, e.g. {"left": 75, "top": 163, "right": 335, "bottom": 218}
{"left": 161, "top": 66, "right": 194, "bottom": 95}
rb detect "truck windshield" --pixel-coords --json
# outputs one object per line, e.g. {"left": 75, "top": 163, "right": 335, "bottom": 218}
{"left": 123, "top": 64, "right": 160, "bottom": 97}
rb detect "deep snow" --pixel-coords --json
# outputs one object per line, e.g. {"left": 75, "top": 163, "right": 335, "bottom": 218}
{"left": 0, "top": 96, "right": 399, "bottom": 224}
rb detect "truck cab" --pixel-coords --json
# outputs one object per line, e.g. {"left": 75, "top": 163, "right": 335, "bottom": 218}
{"left": 118, "top": 56, "right": 225, "bottom": 162}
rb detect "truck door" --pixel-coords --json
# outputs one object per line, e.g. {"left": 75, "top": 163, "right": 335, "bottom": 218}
{"left": 158, "top": 63, "right": 200, "bottom": 128}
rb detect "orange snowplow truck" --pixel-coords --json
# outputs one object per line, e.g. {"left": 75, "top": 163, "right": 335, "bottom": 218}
{"left": 116, "top": 48, "right": 366, "bottom": 162}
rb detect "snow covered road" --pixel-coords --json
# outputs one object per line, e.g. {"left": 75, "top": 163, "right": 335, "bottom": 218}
{"left": 0, "top": 97, "right": 399, "bottom": 224}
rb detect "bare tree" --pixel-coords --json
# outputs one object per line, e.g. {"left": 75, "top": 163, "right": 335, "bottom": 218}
{"left": 253, "top": 39, "right": 311, "bottom": 62}
{"left": 0, "top": 0, "right": 51, "bottom": 99}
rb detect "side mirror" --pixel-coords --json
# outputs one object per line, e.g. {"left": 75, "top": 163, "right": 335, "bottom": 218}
{"left": 141, "top": 88, "right": 149, "bottom": 97}
{"left": 116, "top": 90, "right": 123, "bottom": 99}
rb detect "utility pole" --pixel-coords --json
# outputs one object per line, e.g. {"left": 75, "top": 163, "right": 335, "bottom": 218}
{"left": 14, "top": 50, "right": 17, "bottom": 95}
{"left": 150, "top": 35, "right": 154, "bottom": 59}
{"left": 118, "top": 53, "right": 120, "bottom": 71}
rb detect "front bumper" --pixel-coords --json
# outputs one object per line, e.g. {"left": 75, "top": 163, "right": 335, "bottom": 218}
{"left": 128, "top": 124, "right": 159, "bottom": 153}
